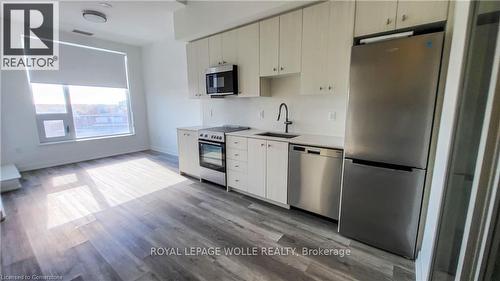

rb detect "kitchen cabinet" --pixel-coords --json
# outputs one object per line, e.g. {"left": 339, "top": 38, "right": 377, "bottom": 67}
{"left": 186, "top": 38, "right": 209, "bottom": 98}
{"left": 237, "top": 23, "right": 269, "bottom": 97}
{"left": 395, "top": 1, "right": 448, "bottom": 29}
{"left": 354, "top": 0, "right": 448, "bottom": 37}
{"left": 259, "top": 10, "right": 302, "bottom": 77}
{"left": 354, "top": 1, "right": 397, "bottom": 37}
{"left": 208, "top": 34, "right": 223, "bottom": 66}
{"left": 177, "top": 129, "right": 200, "bottom": 178}
{"left": 209, "top": 30, "right": 238, "bottom": 66}
{"left": 247, "top": 138, "right": 288, "bottom": 204}
{"left": 265, "top": 141, "right": 288, "bottom": 204}
{"left": 226, "top": 136, "right": 249, "bottom": 192}
{"left": 247, "top": 138, "right": 267, "bottom": 197}
{"left": 301, "top": 1, "right": 355, "bottom": 96}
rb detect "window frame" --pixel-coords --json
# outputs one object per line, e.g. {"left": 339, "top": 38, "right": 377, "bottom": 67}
{"left": 31, "top": 83, "right": 134, "bottom": 143}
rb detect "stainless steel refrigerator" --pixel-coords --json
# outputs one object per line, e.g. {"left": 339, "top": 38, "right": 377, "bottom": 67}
{"left": 340, "top": 32, "right": 444, "bottom": 259}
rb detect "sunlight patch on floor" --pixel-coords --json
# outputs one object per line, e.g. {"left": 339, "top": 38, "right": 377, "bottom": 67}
{"left": 51, "top": 173, "right": 78, "bottom": 187}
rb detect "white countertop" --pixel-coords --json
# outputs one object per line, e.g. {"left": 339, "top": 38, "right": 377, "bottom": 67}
{"left": 177, "top": 126, "right": 209, "bottom": 131}
{"left": 226, "top": 129, "right": 344, "bottom": 150}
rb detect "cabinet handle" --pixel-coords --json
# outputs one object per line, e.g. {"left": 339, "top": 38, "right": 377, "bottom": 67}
{"left": 234, "top": 141, "right": 238, "bottom": 144}
{"left": 328, "top": 85, "right": 332, "bottom": 90}
{"left": 280, "top": 66, "right": 284, "bottom": 71}
{"left": 235, "top": 179, "right": 239, "bottom": 182}
{"left": 234, "top": 153, "right": 239, "bottom": 156}
{"left": 261, "top": 143, "right": 265, "bottom": 147}
{"left": 235, "top": 165, "right": 239, "bottom": 168}
{"left": 218, "top": 62, "right": 221, "bottom": 65}
{"left": 223, "top": 61, "right": 227, "bottom": 64}
{"left": 401, "top": 14, "right": 407, "bottom": 21}
{"left": 273, "top": 67, "right": 277, "bottom": 71}
{"left": 268, "top": 144, "right": 271, "bottom": 147}
{"left": 319, "top": 86, "right": 323, "bottom": 90}
{"left": 386, "top": 18, "right": 392, "bottom": 25}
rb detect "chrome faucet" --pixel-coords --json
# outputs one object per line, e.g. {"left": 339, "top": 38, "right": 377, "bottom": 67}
{"left": 277, "top": 103, "right": 292, "bottom": 133}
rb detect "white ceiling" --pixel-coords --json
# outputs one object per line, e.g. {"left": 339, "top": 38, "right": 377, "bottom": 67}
{"left": 59, "top": 1, "right": 184, "bottom": 46}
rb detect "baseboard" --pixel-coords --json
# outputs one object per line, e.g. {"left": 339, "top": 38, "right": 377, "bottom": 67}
{"left": 150, "top": 145, "right": 178, "bottom": 156}
{"left": 18, "top": 146, "right": 150, "bottom": 171}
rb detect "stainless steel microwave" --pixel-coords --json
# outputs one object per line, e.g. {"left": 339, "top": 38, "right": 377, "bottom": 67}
{"left": 206, "top": 65, "right": 238, "bottom": 96}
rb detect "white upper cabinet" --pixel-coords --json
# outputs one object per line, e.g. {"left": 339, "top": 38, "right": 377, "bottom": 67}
{"left": 354, "top": 0, "right": 449, "bottom": 37}
{"left": 208, "top": 34, "right": 223, "bottom": 66}
{"left": 395, "top": 1, "right": 448, "bottom": 29}
{"left": 354, "top": 1, "right": 397, "bottom": 37}
{"left": 259, "top": 17, "right": 280, "bottom": 77}
{"left": 265, "top": 140, "right": 288, "bottom": 204}
{"left": 301, "top": 2, "right": 330, "bottom": 95}
{"left": 247, "top": 138, "right": 267, "bottom": 198}
{"left": 196, "top": 38, "right": 209, "bottom": 98}
{"left": 186, "top": 38, "right": 209, "bottom": 98}
{"left": 237, "top": 23, "right": 267, "bottom": 97}
{"left": 222, "top": 29, "right": 238, "bottom": 64}
{"left": 278, "top": 9, "right": 303, "bottom": 75}
{"left": 326, "top": 0, "right": 355, "bottom": 96}
{"left": 301, "top": 1, "right": 354, "bottom": 96}
{"left": 186, "top": 42, "right": 199, "bottom": 99}
{"left": 259, "top": 10, "right": 302, "bottom": 77}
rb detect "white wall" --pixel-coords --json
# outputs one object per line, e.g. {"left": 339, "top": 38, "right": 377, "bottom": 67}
{"left": 415, "top": 2, "right": 472, "bottom": 280}
{"left": 0, "top": 32, "right": 150, "bottom": 171}
{"left": 173, "top": 1, "right": 313, "bottom": 41}
{"left": 141, "top": 17, "right": 202, "bottom": 156}
{"left": 202, "top": 75, "right": 347, "bottom": 137}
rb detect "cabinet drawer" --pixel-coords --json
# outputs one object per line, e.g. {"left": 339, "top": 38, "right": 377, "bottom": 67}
{"left": 227, "top": 148, "right": 248, "bottom": 161}
{"left": 227, "top": 159, "right": 247, "bottom": 173}
{"left": 227, "top": 136, "right": 247, "bottom": 150}
{"left": 227, "top": 170, "right": 247, "bottom": 191}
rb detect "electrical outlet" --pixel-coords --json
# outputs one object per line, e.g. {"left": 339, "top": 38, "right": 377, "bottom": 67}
{"left": 328, "top": 111, "right": 336, "bottom": 121}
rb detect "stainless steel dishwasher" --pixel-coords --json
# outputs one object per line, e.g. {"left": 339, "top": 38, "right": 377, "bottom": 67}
{"left": 288, "top": 144, "right": 343, "bottom": 220}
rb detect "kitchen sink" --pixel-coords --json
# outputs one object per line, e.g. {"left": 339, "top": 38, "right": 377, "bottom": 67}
{"left": 256, "top": 132, "right": 299, "bottom": 139}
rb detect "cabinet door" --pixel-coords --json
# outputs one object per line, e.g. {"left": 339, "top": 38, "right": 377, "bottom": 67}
{"left": 208, "top": 34, "right": 223, "bottom": 66}
{"left": 326, "top": 0, "right": 355, "bottom": 96}
{"left": 237, "top": 23, "right": 260, "bottom": 97}
{"left": 396, "top": 1, "right": 448, "bottom": 29}
{"left": 186, "top": 131, "right": 200, "bottom": 177}
{"left": 186, "top": 42, "right": 199, "bottom": 98}
{"left": 247, "top": 138, "right": 267, "bottom": 198}
{"left": 266, "top": 141, "right": 288, "bottom": 204}
{"left": 354, "top": 1, "right": 397, "bottom": 37}
{"left": 279, "top": 9, "right": 302, "bottom": 75}
{"left": 259, "top": 16, "right": 280, "bottom": 77}
{"left": 196, "top": 38, "right": 210, "bottom": 98}
{"left": 222, "top": 29, "right": 238, "bottom": 64}
{"left": 178, "top": 130, "right": 189, "bottom": 173}
{"left": 300, "top": 2, "right": 330, "bottom": 95}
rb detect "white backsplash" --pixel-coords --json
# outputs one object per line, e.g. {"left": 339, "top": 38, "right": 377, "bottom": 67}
{"left": 201, "top": 75, "right": 347, "bottom": 137}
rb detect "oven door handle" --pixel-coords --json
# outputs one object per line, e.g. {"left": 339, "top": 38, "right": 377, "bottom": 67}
{"left": 199, "top": 140, "right": 224, "bottom": 146}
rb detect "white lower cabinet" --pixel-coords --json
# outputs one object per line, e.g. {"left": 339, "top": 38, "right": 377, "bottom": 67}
{"left": 265, "top": 141, "right": 288, "bottom": 204}
{"left": 247, "top": 138, "right": 267, "bottom": 198}
{"left": 247, "top": 138, "right": 289, "bottom": 205}
{"left": 177, "top": 129, "right": 200, "bottom": 177}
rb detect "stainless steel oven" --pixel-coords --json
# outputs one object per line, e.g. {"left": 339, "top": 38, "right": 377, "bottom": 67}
{"left": 198, "top": 126, "right": 249, "bottom": 186}
{"left": 205, "top": 65, "right": 238, "bottom": 96}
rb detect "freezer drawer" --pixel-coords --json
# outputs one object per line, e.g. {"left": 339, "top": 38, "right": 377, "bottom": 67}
{"left": 346, "top": 32, "right": 444, "bottom": 168}
{"left": 339, "top": 158, "right": 425, "bottom": 258}
{"left": 288, "top": 145, "right": 343, "bottom": 220}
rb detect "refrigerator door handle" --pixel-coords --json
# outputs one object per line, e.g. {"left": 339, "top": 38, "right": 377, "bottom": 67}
{"left": 349, "top": 158, "right": 414, "bottom": 172}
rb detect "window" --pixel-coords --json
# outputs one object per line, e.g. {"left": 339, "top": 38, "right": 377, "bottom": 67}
{"left": 31, "top": 83, "right": 133, "bottom": 143}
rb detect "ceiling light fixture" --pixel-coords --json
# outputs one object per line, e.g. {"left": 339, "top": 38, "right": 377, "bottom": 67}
{"left": 82, "top": 10, "right": 107, "bottom": 23}
{"left": 99, "top": 2, "right": 112, "bottom": 8}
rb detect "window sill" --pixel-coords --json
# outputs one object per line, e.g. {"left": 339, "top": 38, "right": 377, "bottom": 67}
{"left": 38, "top": 133, "right": 136, "bottom": 146}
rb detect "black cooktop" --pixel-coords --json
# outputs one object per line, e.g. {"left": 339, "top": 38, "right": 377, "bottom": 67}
{"left": 204, "top": 125, "right": 250, "bottom": 133}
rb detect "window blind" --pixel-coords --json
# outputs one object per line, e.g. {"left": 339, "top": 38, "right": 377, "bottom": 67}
{"left": 29, "top": 42, "right": 128, "bottom": 88}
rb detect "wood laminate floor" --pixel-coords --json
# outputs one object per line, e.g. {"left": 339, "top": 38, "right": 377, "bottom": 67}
{"left": 0, "top": 151, "right": 415, "bottom": 281}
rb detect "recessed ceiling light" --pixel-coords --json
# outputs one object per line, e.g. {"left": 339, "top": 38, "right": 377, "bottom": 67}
{"left": 99, "top": 2, "right": 112, "bottom": 8}
{"left": 82, "top": 10, "right": 107, "bottom": 23}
